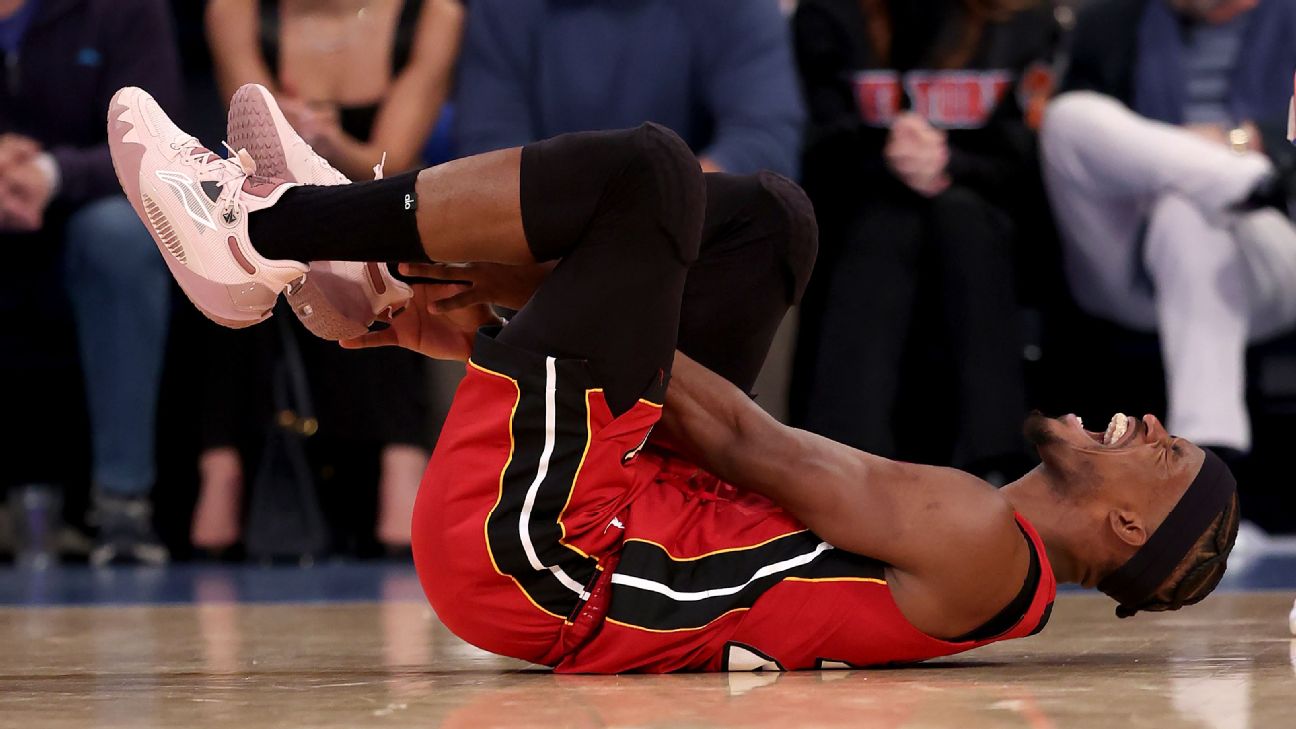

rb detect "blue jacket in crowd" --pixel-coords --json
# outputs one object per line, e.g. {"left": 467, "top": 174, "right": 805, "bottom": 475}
{"left": 454, "top": 0, "right": 806, "bottom": 178}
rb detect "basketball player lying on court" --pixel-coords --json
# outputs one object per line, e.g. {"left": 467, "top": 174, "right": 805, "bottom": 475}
{"left": 108, "top": 85, "right": 1239, "bottom": 673}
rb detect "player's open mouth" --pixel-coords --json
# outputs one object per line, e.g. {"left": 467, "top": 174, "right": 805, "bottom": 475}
{"left": 1065, "top": 413, "right": 1139, "bottom": 448}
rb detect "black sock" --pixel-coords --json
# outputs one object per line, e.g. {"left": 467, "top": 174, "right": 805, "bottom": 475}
{"left": 247, "top": 171, "right": 430, "bottom": 263}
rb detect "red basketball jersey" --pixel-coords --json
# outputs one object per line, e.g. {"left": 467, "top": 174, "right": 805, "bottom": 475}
{"left": 413, "top": 332, "right": 1056, "bottom": 673}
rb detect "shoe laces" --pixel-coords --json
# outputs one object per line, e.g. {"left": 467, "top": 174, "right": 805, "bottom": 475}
{"left": 223, "top": 141, "right": 258, "bottom": 174}
{"left": 167, "top": 134, "right": 259, "bottom": 195}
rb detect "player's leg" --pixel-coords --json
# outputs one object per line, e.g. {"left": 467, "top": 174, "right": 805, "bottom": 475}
{"left": 495, "top": 124, "right": 706, "bottom": 414}
{"left": 250, "top": 122, "right": 703, "bottom": 412}
{"left": 410, "top": 125, "right": 706, "bottom": 664}
{"left": 108, "top": 86, "right": 698, "bottom": 336}
{"left": 252, "top": 146, "right": 811, "bottom": 401}
{"left": 678, "top": 172, "right": 818, "bottom": 395}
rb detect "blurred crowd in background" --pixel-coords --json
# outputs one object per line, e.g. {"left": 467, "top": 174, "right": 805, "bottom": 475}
{"left": 2, "top": 0, "right": 1295, "bottom": 568}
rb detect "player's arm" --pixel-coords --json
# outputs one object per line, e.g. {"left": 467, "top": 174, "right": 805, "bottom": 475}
{"left": 658, "top": 352, "right": 1029, "bottom": 637}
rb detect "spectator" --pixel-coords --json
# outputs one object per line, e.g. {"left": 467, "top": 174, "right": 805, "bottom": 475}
{"left": 208, "top": 0, "right": 463, "bottom": 180}
{"left": 1041, "top": 0, "right": 1296, "bottom": 457}
{"left": 455, "top": 0, "right": 805, "bottom": 176}
{"left": 791, "top": 0, "right": 1056, "bottom": 479}
{"left": 200, "top": 0, "right": 463, "bottom": 554}
{"left": 0, "top": 0, "right": 181, "bottom": 564}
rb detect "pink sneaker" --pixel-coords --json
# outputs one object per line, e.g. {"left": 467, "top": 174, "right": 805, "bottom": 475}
{"left": 107, "top": 86, "right": 307, "bottom": 328}
{"left": 227, "top": 83, "right": 412, "bottom": 340}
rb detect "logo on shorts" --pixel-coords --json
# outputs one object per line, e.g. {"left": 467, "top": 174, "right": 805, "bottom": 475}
{"left": 404, "top": 193, "right": 414, "bottom": 211}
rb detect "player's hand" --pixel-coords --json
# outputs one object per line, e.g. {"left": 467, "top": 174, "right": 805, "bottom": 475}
{"left": 339, "top": 281, "right": 503, "bottom": 361}
{"left": 397, "top": 261, "right": 554, "bottom": 311}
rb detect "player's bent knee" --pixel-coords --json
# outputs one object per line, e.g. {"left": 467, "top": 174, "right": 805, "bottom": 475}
{"left": 618, "top": 122, "right": 705, "bottom": 264}
{"left": 755, "top": 171, "right": 819, "bottom": 305}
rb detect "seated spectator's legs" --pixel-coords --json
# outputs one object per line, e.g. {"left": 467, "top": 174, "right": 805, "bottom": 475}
{"left": 1042, "top": 92, "right": 1272, "bottom": 217}
{"left": 1142, "top": 195, "right": 1250, "bottom": 450}
{"left": 1043, "top": 91, "right": 1296, "bottom": 453}
{"left": 801, "top": 199, "right": 924, "bottom": 456}
{"left": 1040, "top": 142, "right": 1155, "bottom": 330}
{"left": 1233, "top": 210, "right": 1296, "bottom": 337}
{"left": 927, "top": 188, "right": 1027, "bottom": 470}
{"left": 62, "top": 196, "right": 170, "bottom": 550}
{"left": 1041, "top": 91, "right": 1273, "bottom": 330}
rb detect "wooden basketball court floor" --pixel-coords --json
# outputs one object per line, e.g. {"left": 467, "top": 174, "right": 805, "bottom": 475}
{"left": 0, "top": 564, "right": 1292, "bottom": 729}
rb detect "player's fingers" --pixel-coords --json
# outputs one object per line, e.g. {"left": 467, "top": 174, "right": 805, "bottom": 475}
{"left": 398, "top": 262, "right": 442, "bottom": 278}
{"left": 429, "top": 287, "right": 487, "bottom": 312}
{"left": 399, "top": 262, "right": 474, "bottom": 283}
{"left": 420, "top": 282, "right": 484, "bottom": 311}
{"left": 339, "top": 328, "right": 400, "bottom": 350}
{"left": 417, "top": 281, "right": 473, "bottom": 302}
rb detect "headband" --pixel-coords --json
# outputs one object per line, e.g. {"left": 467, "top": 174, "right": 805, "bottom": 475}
{"left": 1097, "top": 448, "right": 1236, "bottom": 617}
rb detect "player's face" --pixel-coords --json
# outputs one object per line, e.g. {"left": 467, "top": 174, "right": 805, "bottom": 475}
{"left": 1024, "top": 412, "right": 1205, "bottom": 509}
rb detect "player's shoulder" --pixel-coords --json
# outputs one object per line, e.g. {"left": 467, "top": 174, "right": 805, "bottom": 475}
{"left": 891, "top": 473, "right": 1031, "bottom": 638}
{"left": 911, "top": 467, "right": 1027, "bottom": 584}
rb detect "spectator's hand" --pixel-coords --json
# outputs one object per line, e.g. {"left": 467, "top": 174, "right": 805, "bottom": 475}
{"left": 0, "top": 156, "right": 56, "bottom": 232}
{"left": 303, "top": 103, "right": 346, "bottom": 159}
{"left": 0, "top": 134, "right": 47, "bottom": 230}
{"left": 277, "top": 96, "right": 317, "bottom": 137}
{"left": 1184, "top": 122, "right": 1265, "bottom": 153}
{"left": 398, "top": 261, "right": 554, "bottom": 311}
{"left": 0, "top": 134, "right": 39, "bottom": 175}
{"left": 278, "top": 96, "right": 345, "bottom": 157}
{"left": 1240, "top": 120, "right": 1264, "bottom": 154}
{"left": 339, "top": 279, "right": 502, "bottom": 361}
{"left": 885, "top": 112, "right": 950, "bottom": 197}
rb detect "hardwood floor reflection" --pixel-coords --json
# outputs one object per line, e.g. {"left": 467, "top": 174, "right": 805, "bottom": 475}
{"left": 1, "top": 592, "right": 1292, "bottom": 728}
